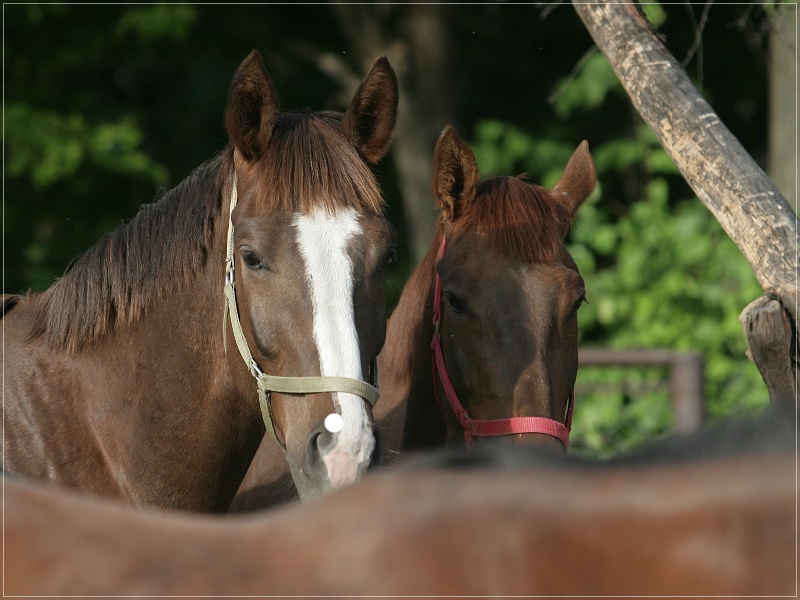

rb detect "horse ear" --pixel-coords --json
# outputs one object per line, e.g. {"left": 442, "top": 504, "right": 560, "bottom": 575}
{"left": 341, "top": 56, "right": 399, "bottom": 164}
{"left": 551, "top": 140, "right": 596, "bottom": 219}
{"left": 225, "top": 50, "right": 279, "bottom": 163}
{"left": 432, "top": 125, "right": 479, "bottom": 222}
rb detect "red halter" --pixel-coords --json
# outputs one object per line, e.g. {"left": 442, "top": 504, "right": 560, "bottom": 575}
{"left": 430, "top": 236, "right": 574, "bottom": 449}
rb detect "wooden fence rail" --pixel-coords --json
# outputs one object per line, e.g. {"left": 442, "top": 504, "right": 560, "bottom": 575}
{"left": 578, "top": 348, "right": 705, "bottom": 433}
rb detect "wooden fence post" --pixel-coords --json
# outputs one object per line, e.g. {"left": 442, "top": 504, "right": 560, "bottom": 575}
{"left": 578, "top": 349, "right": 705, "bottom": 433}
{"left": 669, "top": 353, "right": 705, "bottom": 433}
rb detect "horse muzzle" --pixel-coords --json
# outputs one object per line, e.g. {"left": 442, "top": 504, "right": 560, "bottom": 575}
{"left": 290, "top": 416, "right": 379, "bottom": 501}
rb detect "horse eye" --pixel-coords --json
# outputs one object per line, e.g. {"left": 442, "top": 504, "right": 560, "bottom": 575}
{"left": 572, "top": 294, "right": 587, "bottom": 315}
{"left": 445, "top": 292, "right": 467, "bottom": 315}
{"left": 380, "top": 249, "right": 396, "bottom": 272}
{"left": 241, "top": 250, "right": 264, "bottom": 270}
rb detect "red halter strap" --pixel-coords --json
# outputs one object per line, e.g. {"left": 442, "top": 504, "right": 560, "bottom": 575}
{"left": 430, "top": 236, "right": 574, "bottom": 449}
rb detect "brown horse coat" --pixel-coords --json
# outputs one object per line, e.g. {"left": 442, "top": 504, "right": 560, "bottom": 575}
{"left": 5, "top": 414, "right": 794, "bottom": 597}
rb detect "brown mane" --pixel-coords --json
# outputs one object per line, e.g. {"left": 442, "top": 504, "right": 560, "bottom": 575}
{"left": 250, "top": 111, "right": 384, "bottom": 216}
{"left": 27, "top": 111, "right": 385, "bottom": 352}
{"left": 451, "top": 175, "right": 569, "bottom": 264}
{"left": 27, "top": 152, "right": 228, "bottom": 352}
{"left": 383, "top": 175, "right": 569, "bottom": 381}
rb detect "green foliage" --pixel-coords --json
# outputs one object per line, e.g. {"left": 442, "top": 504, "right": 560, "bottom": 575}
{"left": 552, "top": 51, "right": 625, "bottom": 120}
{"left": 575, "top": 366, "right": 673, "bottom": 457}
{"left": 639, "top": 0, "right": 668, "bottom": 27}
{"left": 567, "top": 176, "right": 768, "bottom": 455}
{"left": 114, "top": 5, "right": 198, "bottom": 41}
{"left": 5, "top": 103, "right": 168, "bottom": 190}
{"left": 4, "top": 4, "right": 210, "bottom": 293}
{"left": 470, "top": 42, "right": 770, "bottom": 457}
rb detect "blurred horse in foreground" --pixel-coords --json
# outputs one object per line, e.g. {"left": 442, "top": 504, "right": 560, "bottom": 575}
{"left": 5, "top": 412, "right": 794, "bottom": 597}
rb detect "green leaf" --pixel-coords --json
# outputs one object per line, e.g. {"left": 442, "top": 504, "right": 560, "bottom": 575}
{"left": 552, "top": 52, "right": 622, "bottom": 118}
{"left": 5, "top": 103, "right": 168, "bottom": 189}
{"left": 114, "top": 5, "right": 198, "bottom": 41}
{"left": 639, "top": 0, "right": 668, "bottom": 27}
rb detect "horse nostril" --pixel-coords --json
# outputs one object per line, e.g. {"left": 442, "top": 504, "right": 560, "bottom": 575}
{"left": 303, "top": 423, "right": 333, "bottom": 482}
{"left": 315, "top": 429, "right": 337, "bottom": 455}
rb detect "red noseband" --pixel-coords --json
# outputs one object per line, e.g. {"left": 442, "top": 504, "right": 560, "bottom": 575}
{"left": 431, "top": 236, "right": 574, "bottom": 449}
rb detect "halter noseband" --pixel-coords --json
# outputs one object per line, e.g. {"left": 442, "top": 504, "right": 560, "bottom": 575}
{"left": 223, "top": 175, "right": 380, "bottom": 447}
{"left": 430, "top": 236, "right": 574, "bottom": 449}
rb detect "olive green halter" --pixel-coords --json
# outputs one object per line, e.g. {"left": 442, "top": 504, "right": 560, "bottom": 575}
{"left": 222, "top": 176, "right": 380, "bottom": 446}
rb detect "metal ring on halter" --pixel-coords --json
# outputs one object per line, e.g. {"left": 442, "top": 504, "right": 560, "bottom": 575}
{"left": 250, "top": 360, "right": 264, "bottom": 378}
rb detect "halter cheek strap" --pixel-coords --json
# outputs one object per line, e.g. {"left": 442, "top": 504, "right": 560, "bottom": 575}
{"left": 222, "top": 175, "right": 380, "bottom": 447}
{"left": 430, "top": 236, "right": 574, "bottom": 449}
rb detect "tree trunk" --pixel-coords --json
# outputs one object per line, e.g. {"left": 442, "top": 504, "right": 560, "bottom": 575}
{"left": 768, "top": 5, "right": 797, "bottom": 213}
{"left": 390, "top": 5, "right": 452, "bottom": 263}
{"left": 328, "top": 4, "right": 454, "bottom": 264}
{"left": 573, "top": 0, "right": 798, "bottom": 409}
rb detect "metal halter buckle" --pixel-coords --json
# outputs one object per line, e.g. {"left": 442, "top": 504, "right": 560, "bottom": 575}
{"left": 249, "top": 359, "right": 264, "bottom": 380}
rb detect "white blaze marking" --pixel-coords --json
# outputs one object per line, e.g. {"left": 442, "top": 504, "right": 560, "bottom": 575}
{"left": 294, "top": 207, "right": 374, "bottom": 486}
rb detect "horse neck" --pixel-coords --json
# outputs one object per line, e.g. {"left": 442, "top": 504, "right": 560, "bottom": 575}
{"left": 15, "top": 162, "right": 262, "bottom": 511}
{"left": 377, "top": 227, "right": 447, "bottom": 453}
{"left": 102, "top": 181, "right": 264, "bottom": 509}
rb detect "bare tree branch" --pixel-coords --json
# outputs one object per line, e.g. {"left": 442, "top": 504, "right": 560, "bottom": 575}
{"left": 547, "top": 45, "right": 598, "bottom": 104}
{"left": 681, "top": 0, "right": 713, "bottom": 89}
{"left": 537, "top": 0, "right": 567, "bottom": 20}
{"left": 286, "top": 40, "right": 361, "bottom": 106}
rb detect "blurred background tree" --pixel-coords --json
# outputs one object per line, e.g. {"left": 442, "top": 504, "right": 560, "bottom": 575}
{"left": 5, "top": 2, "right": 789, "bottom": 456}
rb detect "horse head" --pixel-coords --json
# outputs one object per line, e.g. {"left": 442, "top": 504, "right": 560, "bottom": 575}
{"left": 423, "top": 125, "right": 595, "bottom": 452}
{"left": 223, "top": 51, "right": 398, "bottom": 500}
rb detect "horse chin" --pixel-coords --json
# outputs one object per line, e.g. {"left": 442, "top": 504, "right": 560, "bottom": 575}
{"left": 513, "top": 433, "right": 567, "bottom": 453}
{"left": 287, "top": 467, "right": 328, "bottom": 503}
{"left": 473, "top": 433, "right": 567, "bottom": 454}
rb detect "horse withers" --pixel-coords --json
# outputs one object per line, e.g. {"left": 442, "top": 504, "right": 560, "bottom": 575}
{"left": 2, "top": 50, "right": 399, "bottom": 509}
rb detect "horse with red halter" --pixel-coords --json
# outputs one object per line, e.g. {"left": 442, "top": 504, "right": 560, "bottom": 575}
{"left": 4, "top": 413, "right": 795, "bottom": 596}
{"left": 1, "top": 49, "right": 399, "bottom": 510}
{"left": 231, "top": 125, "right": 596, "bottom": 510}
{"left": 375, "top": 125, "right": 596, "bottom": 455}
